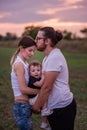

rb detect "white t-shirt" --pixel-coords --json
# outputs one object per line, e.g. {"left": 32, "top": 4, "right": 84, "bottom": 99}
{"left": 42, "top": 48, "right": 73, "bottom": 109}
{"left": 11, "top": 56, "right": 29, "bottom": 96}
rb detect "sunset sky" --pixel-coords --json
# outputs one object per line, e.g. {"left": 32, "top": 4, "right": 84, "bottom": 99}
{"left": 0, "top": 0, "right": 87, "bottom": 37}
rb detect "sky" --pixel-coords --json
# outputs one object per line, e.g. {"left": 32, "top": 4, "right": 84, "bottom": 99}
{"left": 0, "top": 0, "right": 87, "bottom": 37}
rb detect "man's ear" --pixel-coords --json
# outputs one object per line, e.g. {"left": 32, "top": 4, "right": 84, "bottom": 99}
{"left": 45, "top": 38, "right": 51, "bottom": 45}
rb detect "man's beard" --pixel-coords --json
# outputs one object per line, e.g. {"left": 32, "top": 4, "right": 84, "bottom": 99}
{"left": 36, "top": 43, "right": 47, "bottom": 52}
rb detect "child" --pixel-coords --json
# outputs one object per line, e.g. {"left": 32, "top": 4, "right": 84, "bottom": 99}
{"left": 28, "top": 61, "right": 52, "bottom": 130}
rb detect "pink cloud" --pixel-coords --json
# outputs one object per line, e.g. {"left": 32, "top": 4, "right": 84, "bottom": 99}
{"left": 0, "top": 12, "right": 11, "bottom": 19}
{"left": 0, "top": 20, "right": 87, "bottom": 37}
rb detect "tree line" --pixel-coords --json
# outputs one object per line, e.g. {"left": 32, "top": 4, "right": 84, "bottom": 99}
{"left": 0, "top": 26, "right": 87, "bottom": 41}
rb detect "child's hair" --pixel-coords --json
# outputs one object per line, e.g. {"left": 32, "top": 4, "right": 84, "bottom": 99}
{"left": 29, "top": 61, "right": 42, "bottom": 72}
{"left": 10, "top": 36, "right": 36, "bottom": 65}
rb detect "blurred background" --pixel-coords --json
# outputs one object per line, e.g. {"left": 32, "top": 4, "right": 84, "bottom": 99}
{"left": 0, "top": 0, "right": 87, "bottom": 130}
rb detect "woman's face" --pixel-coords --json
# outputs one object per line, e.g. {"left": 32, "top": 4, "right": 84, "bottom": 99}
{"left": 20, "top": 45, "right": 36, "bottom": 60}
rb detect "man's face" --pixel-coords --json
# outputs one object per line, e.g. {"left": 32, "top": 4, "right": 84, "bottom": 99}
{"left": 35, "top": 31, "right": 47, "bottom": 51}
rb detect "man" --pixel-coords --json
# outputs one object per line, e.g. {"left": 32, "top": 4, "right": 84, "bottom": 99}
{"left": 33, "top": 27, "right": 76, "bottom": 130}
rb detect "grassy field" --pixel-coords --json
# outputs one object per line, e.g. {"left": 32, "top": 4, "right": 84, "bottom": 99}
{"left": 0, "top": 47, "right": 87, "bottom": 130}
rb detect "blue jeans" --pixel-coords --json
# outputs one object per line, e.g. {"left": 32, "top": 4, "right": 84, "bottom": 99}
{"left": 13, "top": 102, "right": 33, "bottom": 130}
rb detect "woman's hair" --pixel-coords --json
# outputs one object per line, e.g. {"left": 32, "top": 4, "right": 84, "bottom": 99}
{"left": 10, "top": 36, "right": 36, "bottom": 65}
{"left": 40, "top": 26, "right": 63, "bottom": 47}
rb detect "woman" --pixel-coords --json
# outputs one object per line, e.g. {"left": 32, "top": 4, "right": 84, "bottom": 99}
{"left": 10, "top": 36, "right": 39, "bottom": 130}
{"left": 33, "top": 27, "right": 77, "bottom": 130}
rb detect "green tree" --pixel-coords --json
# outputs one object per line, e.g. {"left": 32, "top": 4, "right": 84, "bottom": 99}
{"left": 22, "top": 25, "right": 40, "bottom": 39}
{"left": 4, "top": 32, "right": 17, "bottom": 40}
{"left": 63, "top": 30, "right": 72, "bottom": 40}
{"left": 0, "top": 34, "right": 3, "bottom": 40}
{"left": 80, "top": 28, "right": 87, "bottom": 38}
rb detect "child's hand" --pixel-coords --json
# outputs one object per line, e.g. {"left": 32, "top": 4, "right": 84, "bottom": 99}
{"left": 34, "top": 81, "right": 42, "bottom": 87}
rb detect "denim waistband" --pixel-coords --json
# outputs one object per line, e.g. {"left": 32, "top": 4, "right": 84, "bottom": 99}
{"left": 14, "top": 99, "right": 29, "bottom": 104}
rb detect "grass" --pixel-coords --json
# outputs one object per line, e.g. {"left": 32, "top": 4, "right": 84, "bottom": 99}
{"left": 0, "top": 47, "right": 87, "bottom": 130}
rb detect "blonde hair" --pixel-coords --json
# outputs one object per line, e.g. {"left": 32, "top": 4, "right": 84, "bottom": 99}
{"left": 10, "top": 48, "right": 20, "bottom": 65}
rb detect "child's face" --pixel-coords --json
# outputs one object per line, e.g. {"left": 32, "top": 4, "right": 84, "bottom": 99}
{"left": 30, "top": 65, "right": 41, "bottom": 78}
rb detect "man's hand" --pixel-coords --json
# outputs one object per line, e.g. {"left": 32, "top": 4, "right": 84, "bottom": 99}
{"left": 32, "top": 105, "right": 41, "bottom": 114}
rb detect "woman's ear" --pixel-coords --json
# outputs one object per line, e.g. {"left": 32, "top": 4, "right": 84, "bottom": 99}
{"left": 19, "top": 46, "right": 24, "bottom": 51}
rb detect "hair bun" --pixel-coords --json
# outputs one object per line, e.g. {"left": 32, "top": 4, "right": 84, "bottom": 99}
{"left": 55, "top": 31, "right": 63, "bottom": 41}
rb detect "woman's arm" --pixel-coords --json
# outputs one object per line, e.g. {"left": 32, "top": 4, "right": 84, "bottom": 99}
{"left": 14, "top": 62, "right": 39, "bottom": 95}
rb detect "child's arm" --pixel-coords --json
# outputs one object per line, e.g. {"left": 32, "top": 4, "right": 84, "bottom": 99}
{"left": 34, "top": 73, "right": 44, "bottom": 87}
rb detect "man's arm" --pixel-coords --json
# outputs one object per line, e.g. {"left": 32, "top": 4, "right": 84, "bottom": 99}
{"left": 32, "top": 71, "right": 58, "bottom": 113}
